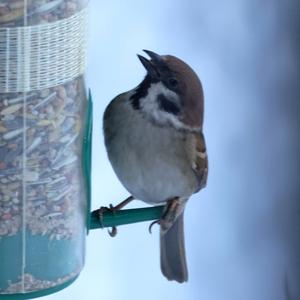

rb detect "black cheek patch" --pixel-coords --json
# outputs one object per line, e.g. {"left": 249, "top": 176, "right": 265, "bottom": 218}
{"left": 157, "top": 94, "right": 180, "bottom": 115}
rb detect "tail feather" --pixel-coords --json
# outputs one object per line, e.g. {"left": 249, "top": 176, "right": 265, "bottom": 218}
{"left": 160, "top": 213, "right": 188, "bottom": 283}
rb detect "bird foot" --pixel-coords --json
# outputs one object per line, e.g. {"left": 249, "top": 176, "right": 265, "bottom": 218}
{"left": 160, "top": 198, "right": 182, "bottom": 233}
{"left": 98, "top": 204, "right": 118, "bottom": 237}
{"left": 98, "top": 196, "right": 134, "bottom": 238}
{"left": 148, "top": 197, "right": 185, "bottom": 234}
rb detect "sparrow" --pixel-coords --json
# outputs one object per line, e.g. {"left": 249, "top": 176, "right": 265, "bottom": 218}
{"left": 103, "top": 50, "right": 208, "bottom": 283}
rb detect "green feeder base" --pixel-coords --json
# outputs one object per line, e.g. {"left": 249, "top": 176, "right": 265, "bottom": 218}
{"left": 0, "top": 276, "right": 78, "bottom": 300}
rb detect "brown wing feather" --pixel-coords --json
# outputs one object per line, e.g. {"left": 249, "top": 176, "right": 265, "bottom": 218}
{"left": 192, "top": 131, "right": 208, "bottom": 192}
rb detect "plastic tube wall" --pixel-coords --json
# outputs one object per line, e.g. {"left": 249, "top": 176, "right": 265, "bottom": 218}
{"left": 0, "top": 0, "right": 88, "bottom": 295}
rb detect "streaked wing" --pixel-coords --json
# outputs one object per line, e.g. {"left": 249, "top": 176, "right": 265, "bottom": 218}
{"left": 191, "top": 131, "right": 208, "bottom": 192}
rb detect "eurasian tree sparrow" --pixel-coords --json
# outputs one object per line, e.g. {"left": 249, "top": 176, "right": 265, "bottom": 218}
{"left": 103, "top": 50, "right": 208, "bottom": 283}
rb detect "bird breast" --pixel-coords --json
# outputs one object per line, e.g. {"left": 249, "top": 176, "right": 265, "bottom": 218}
{"left": 103, "top": 95, "right": 198, "bottom": 204}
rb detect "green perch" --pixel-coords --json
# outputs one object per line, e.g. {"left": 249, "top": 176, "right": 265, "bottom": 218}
{"left": 89, "top": 206, "right": 164, "bottom": 230}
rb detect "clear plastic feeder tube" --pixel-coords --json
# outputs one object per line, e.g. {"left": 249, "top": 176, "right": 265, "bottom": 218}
{"left": 0, "top": 0, "right": 89, "bottom": 296}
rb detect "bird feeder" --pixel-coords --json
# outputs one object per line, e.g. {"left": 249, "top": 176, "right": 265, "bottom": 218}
{"left": 0, "top": 1, "right": 163, "bottom": 299}
{"left": 0, "top": 0, "right": 89, "bottom": 297}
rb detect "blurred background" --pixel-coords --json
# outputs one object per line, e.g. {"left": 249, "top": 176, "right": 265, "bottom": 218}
{"left": 43, "top": 0, "right": 300, "bottom": 299}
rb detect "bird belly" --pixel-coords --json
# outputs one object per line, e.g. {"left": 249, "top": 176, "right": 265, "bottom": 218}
{"left": 119, "top": 155, "right": 191, "bottom": 204}
{"left": 104, "top": 101, "right": 197, "bottom": 204}
{"left": 109, "top": 140, "right": 194, "bottom": 204}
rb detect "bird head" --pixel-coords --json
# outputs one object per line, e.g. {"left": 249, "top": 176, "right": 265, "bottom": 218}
{"left": 130, "top": 50, "right": 204, "bottom": 131}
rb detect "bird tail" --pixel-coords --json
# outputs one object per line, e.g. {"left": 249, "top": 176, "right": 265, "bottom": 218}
{"left": 160, "top": 212, "right": 188, "bottom": 283}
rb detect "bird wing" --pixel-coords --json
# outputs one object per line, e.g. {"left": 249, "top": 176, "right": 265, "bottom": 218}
{"left": 190, "top": 131, "right": 208, "bottom": 193}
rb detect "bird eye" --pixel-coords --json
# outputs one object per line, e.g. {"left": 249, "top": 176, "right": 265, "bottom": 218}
{"left": 168, "top": 78, "right": 178, "bottom": 87}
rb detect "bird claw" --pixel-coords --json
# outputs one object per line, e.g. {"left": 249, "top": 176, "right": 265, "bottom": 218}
{"left": 148, "top": 219, "right": 160, "bottom": 234}
{"left": 149, "top": 198, "right": 185, "bottom": 235}
{"left": 108, "top": 226, "right": 117, "bottom": 237}
{"left": 97, "top": 196, "right": 134, "bottom": 238}
{"left": 98, "top": 204, "right": 118, "bottom": 238}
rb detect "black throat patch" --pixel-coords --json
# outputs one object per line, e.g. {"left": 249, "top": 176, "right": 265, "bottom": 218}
{"left": 130, "top": 75, "right": 153, "bottom": 110}
{"left": 157, "top": 93, "right": 180, "bottom": 115}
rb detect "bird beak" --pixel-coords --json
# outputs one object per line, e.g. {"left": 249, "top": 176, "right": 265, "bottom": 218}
{"left": 137, "top": 50, "right": 165, "bottom": 79}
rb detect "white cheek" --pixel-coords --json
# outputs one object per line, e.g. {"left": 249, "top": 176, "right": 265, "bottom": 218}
{"left": 139, "top": 82, "right": 185, "bottom": 129}
{"left": 139, "top": 82, "right": 163, "bottom": 115}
